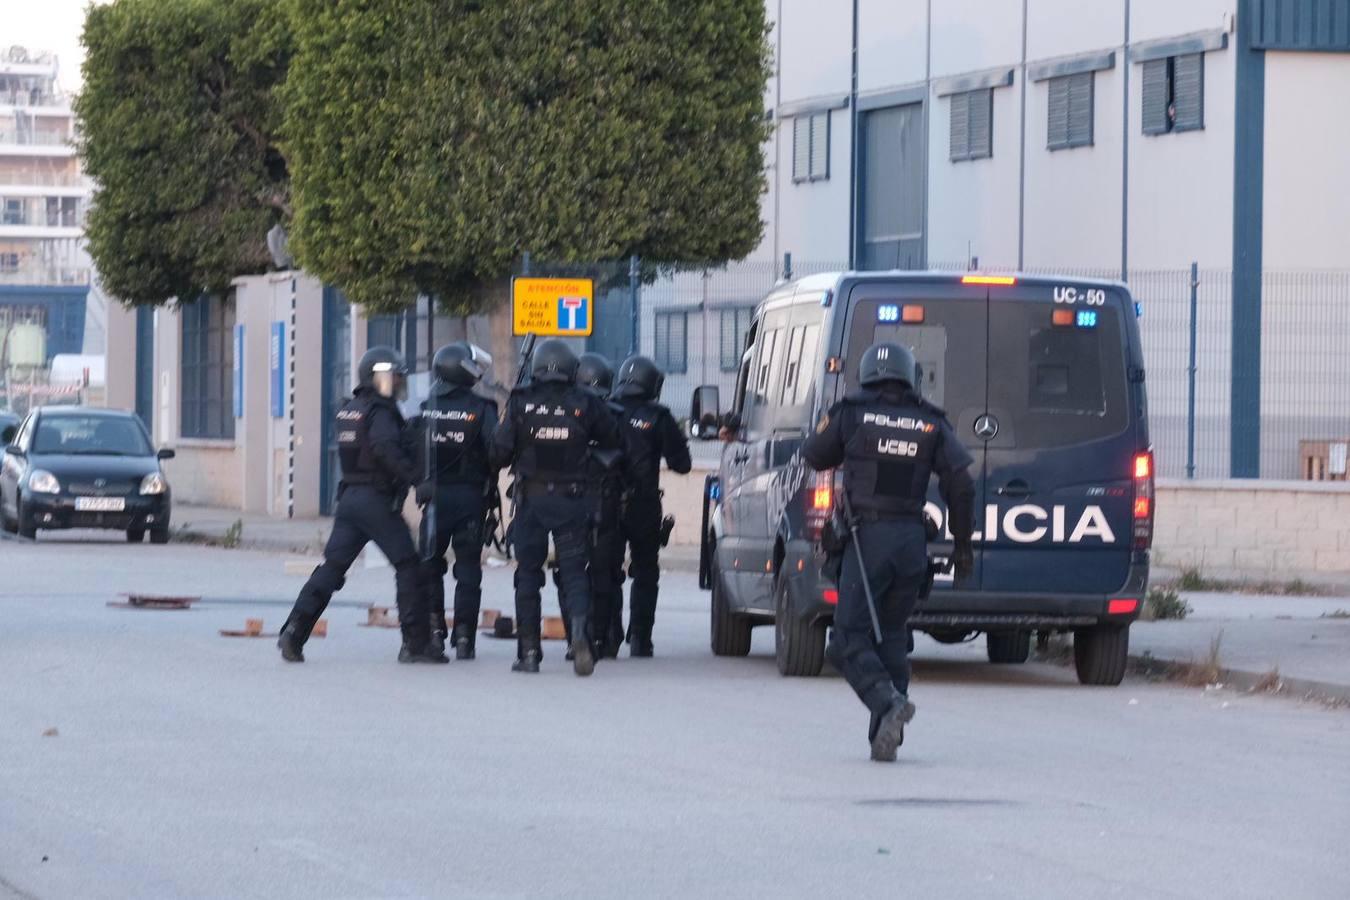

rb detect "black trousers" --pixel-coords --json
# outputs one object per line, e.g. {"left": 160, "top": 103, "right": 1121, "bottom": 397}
{"left": 557, "top": 484, "right": 625, "bottom": 647}
{"left": 827, "top": 517, "right": 927, "bottom": 714}
{"left": 512, "top": 492, "right": 591, "bottom": 656}
{"left": 621, "top": 492, "right": 663, "bottom": 633}
{"left": 419, "top": 483, "right": 485, "bottom": 638}
{"left": 285, "top": 484, "right": 429, "bottom": 651}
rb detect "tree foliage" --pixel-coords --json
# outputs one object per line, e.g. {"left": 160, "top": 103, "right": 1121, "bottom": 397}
{"left": 282, "top": 0, "right": 772, "bottom": 313}
{"left": 77, "top": 0, "right": 291, "bottom": 306}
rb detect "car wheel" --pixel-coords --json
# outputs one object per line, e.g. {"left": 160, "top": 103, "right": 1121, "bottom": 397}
{"left": 774, "top": 572, "right": 825, "bottom": 677}
{"left": 1074, "top": 624, "right": 1130, "bottom": 686}
{"left": 149, "top": 526, "right": 171, "bottom": 545}
{"left": 709, "top": 570, "right": 752, "bottom": 657}
{"left": 17, "top": 500, "right": 37, "bottom": 540}
{"left": 127, "top": 528, "right": 146, "bottom": 543}
{"left": 986, "top": 630, "right": 1031, "bottom": 664}
{"left": 0, "top": 500, "right": 15, "bottom": 534}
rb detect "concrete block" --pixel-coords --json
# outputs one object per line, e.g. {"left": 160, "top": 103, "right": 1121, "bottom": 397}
{"left": 1340, "top": 530, "right": 1350, "bottom": 552}
{"left": 1315, "top": 506, "right": 1348, "bottom": 532}
{"left": 1154, "top": 502, "right": 1196, "bottom": 529}
{"left": 1233, "top": 548, "right": 1275, "bottom": 572}
{"left": 1314, "top": 549, "right": 1350, "bottom": 574}
{"left": 1274, "top": 506, "right": 1311, "bottom": 532}
{"left": 1195, "top": 505, "right": 1236, "bottom": 531}
{"left": 1259, "top": 526, "right": 1303, "bottom": 549}
{"left": 1300, "top": 527, "right": 1342, "bottom": 551}
{"left": 1270, "top": 549, "right": 1318, "bottom": 572}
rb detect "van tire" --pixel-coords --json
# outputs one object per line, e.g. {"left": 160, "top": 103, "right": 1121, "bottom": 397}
{"left": 1074, "top": 624, "right": 1129, "bottom": 686}
{"left": 986, "top": 630, "right": 1031, "bottom": 664}
{"left": 710, "top": 574, "right": 752, "bottom": 657}
{"left": 774, "top": 573, "right": 825, "bottom": 677}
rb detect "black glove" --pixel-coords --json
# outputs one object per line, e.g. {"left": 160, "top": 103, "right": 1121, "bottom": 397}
{"left": 415, "top": 481, "right": 434, "bottom": 506}
{"left": 952, "top": 542, "right": 975, "bottom": 582}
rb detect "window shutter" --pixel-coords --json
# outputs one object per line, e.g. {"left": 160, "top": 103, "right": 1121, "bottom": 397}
{"left": 949, "top": 91, "right": 970, "bottom": 160}
{"left": 809, "top": 111, "right": 830, "bottom": 179}
{"left": 720, "top": 309, "right": 737, "bottom": 370}
{"left": 1067, "top": 71, "right": 1094, "bottom": 146}
{"left": 1047, "top": 76, "right": 1070, "bottom": 149}
{"left": 1141, "top": 58, "right": 1171, "bottom": 135}
{"left": 1172, "top": 53, "right": 1204, "bottom": 131}
{"left": 968, "top": 88, "right": 992, "bottom": 159}
{"left": 792, "top": 116, "right": 810, "bottom": 181}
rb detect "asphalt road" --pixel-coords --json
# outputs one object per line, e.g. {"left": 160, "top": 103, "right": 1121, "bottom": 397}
{"left": 2, "top": 533, "right": 1348, "bottom": 899}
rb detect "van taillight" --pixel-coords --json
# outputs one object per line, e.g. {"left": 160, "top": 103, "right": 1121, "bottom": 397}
{"left": 806, "top": 472, "right": 833, "bottom": 540}
{"left": 1133, "top": 451, "right": 1154, "bottom": 549}
{"left": 813, "top": 484, "right": 832, "bottom": 510}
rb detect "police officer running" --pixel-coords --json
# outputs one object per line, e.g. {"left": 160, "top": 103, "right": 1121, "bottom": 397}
{"left": 491, "top": 339, "right": 621, "bottom": 675}
{"left": 416, "top": 342, "right": 498, "bottom": 661}
{"left": 278, "top": 347, "right": 447, "bottom": 665}
{"left": 802, "top": 342, "right": 975, "bottom": 761}
{"left": 612, "top": 354, "right": 692, "bottom": 657}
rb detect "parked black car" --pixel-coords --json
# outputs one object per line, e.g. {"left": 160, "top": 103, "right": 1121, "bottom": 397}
{"left": 1, "top": 407, "right": 175, "bottom": 542}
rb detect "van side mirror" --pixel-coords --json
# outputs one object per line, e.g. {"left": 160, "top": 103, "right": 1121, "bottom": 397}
{"left": 1, "top": 425, "right": 15, "bottom": 445}
{"left": 157, "top": 448, "right": 176, "bottom": 460}
{"left": 689, "top": 386, "right": 721, "bottom": 440}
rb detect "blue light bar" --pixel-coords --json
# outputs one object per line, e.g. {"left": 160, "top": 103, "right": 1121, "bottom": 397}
{"left": 1076, "top": 310, "right": 1098, "bottom": 328}
{"left": 878, "top": 304, "right": 900, "bottom": 323}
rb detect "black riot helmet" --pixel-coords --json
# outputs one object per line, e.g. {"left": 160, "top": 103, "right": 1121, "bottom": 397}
{"left": 432, "top": 341, "right": 492, "bottom": 388}
{"left": 530, "top": 338, "right": 579, "bottom": 384}
{"left": 858, "top": 341, "right": 918, "bottom": 390}
{"left": 357, "top": 346, "right": 408, "bottom": 400}
{"left": 614, "top": 354, "right": 664, "bottom": 401}
{"left": 575, "top": 352, "right": 614, "bottom": 398}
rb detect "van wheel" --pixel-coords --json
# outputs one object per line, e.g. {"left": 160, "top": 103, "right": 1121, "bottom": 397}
{"left": 149, "top": 526, "right": 171, "bottom": 545}
{"left": 774, "top": 573, "right": 825, "bottom": 677}
{"left": 1074, "top": 625, "right": 1130, "bottom": 686}
{"left": 710, "top": 574, "right": 752, "bottom": 657}
{"left": 127, "top": 528, "right": 146, "bottom": 543}
{"left": 986, "top": 630, "right": 1031, "bottom": 664}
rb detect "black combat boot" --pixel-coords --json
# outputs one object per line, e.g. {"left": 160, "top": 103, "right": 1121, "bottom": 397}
{"left": 571, "top": 617, "right": 595, "bottom": 677}
{"left": 277, "top": 623, "right": 305, "bottom": 663}
{"left": 864, "top": 686, "right": 916, "bottom": 762}
{"left": 398, "top": 638, "right": 450, "bottom": 664}
{"left": 628, "top": 620, "right": 654, "bottom": 658}
{"left": 512, "top": 636, "right": 542, "bottom": 673}
{"left": 452, "top": 625, "right": 476, "bottom": 661}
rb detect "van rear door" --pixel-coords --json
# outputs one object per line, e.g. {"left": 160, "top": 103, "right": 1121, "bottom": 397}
{"left": 840, "top": 279, "right": 990, "bottom": 588}
{"left": 980, "top": 283, "right": 1136, "bottom": 594}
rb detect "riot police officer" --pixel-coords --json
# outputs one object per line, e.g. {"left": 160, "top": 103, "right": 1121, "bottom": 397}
{"left": 278, "top": 347, "right": 446, "bottom": 664}
{"left": 802, "top": 341, "right": 975, "bottom": 761}
{"left": 491, "top": 339, "right": 621, "bottom": 675}
{"left": 416, "top": 342, "right": 498, "bottom": 661}
{"left": 612, "top": 354, "right": 692, "bottom": 657}
{"left": 573, "top": 352, "right": 627, "bottom": 659}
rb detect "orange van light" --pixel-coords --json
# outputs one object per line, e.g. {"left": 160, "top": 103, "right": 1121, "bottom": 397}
{"left": 961, "top": 275, "right": 1017, "bottom": 286}
{"left": 1052, "top": 309, "right": 1075, "bottom": 326}
{"left": 1134, "top": 453, "right": 1152, "bottom": 479}
{"left": 902, "top": 304, "right": 925, "bottom": 323}
{"left": 823, "top": 589, "right": 839, "bottom": 605}
{"left": 813, "top": 486, "right": 832, "bottom": 510}
{"left": 1108, "top": 598, "right": 1139, "bottom": 616}
{"left": 1134, "top": 497, "right": 1150, "bottom": 519}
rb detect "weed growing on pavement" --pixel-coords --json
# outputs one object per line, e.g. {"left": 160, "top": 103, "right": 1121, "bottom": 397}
{"left": 222, "top": 519, "right": 243, "bottom": 549}
{"left": 1167, "top": 567, "right": 1330, "bottom": 597}
{"left": 1182, "top": 631, "right": 1225, "bottom": 687}
{"left": 1251, "top": 666, "right": 1284, "bottom": 694}
{"left": 1143, "top": 586, "right": 1191, "bottom": 620}
{"left": 1320, "top": 609, "right": 1350, "bottom": 619}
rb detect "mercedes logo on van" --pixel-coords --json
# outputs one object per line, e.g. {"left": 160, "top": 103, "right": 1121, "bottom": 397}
{"left": 974, "top": 414, "right": 999, "bottom": 441}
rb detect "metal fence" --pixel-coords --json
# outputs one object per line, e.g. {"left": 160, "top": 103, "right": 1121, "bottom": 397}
{"left": 374, "top": 255, "right": 1350, "bottom": 482}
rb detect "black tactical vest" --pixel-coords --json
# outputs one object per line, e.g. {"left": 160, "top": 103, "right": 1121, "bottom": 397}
{"left": 514, "top": 385, "right": 592, "bottom": 482}
{"left": 619, "top": 398, "right": 664, "bottom": 491}
{"left": 424, "top": 387, "right": 491, "bottom": 483}
{"left": 335, "top": 391, "right": 401, "bottom": 491}
{"left": 842, "top": 393, "right": 942, "bottom": 516}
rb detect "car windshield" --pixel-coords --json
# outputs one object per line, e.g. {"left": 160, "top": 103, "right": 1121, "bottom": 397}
{"left": 33, "top": 415, "right": 153, "bottom": 456}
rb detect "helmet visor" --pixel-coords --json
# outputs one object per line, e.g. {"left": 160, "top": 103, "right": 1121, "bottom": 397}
{"left": 370, "top": 362, "right": 407, "bottom": 400}
{"left": 464, "top": 344, "right": 492, "bottom": 381}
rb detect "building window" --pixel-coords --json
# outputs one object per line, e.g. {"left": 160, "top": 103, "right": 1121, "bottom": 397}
{"left": 1142, "top": 53, "right": 1204, "bottom": 135}
{"left": 719, "top": 307, "right": 754, "bottom": 371}
{"left": 180, "top": 294, "right": 236, "bottom": 440}
{"left": 654, "top": 310, "right": 688, "bottom": 374}
{"left": 949, "top": 88, "right": 993, "bottom": 161}
{"left": 791, "top": 111, "right": 830, "bottom": 182}
{"left": 2, "top": 198, "right": 22, "bottom": 225}
{"left": 1047, "top": 72, "right": 1094, "bottom": 150}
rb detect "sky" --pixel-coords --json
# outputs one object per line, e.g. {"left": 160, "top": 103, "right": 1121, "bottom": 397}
{"left": 2, "top": 0, "right": 110, "bottom": 94}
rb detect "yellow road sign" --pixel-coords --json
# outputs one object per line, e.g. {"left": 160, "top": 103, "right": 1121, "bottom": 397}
{"left": 511, "top": 277, "right": 595, "bottom": 337}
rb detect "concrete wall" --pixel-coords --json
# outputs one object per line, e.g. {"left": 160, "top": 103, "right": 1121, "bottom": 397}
{"left": 102, "top": 299, "right": 135, "bottom": 412}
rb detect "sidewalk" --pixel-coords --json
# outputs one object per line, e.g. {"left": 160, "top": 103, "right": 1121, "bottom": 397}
{"left": 1128, "top": 593, "right": 1350, "bottom": 702}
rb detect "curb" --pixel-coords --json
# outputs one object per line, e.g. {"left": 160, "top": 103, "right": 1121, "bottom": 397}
{"left": 1127, "top": 652, "right": 1350, "bottom": 705}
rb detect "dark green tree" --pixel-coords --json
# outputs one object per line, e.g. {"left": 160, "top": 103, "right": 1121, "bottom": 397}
{"left": 77, "top": 0, "right": 291, "bottom": 306}
{"left": 283, "top": 0, "right": 771, "bottom": 313}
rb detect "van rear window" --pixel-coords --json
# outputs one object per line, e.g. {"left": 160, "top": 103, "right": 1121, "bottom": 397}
{"left": 988, "top": 301, "right": 1129, "bottom": 448}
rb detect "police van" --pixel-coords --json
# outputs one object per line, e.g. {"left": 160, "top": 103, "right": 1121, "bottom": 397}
{"left": 690, "top": 272, "right": 1152, "bottom": 686}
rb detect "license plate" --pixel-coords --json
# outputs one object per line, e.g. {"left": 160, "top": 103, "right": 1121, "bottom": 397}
{"left": 75, "top": 497, "right": 126, "bottom": 512}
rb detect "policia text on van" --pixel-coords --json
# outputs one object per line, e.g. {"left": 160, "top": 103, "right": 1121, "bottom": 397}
{"left": 691, "top": 272, "right": 1152, "bottom": 686}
